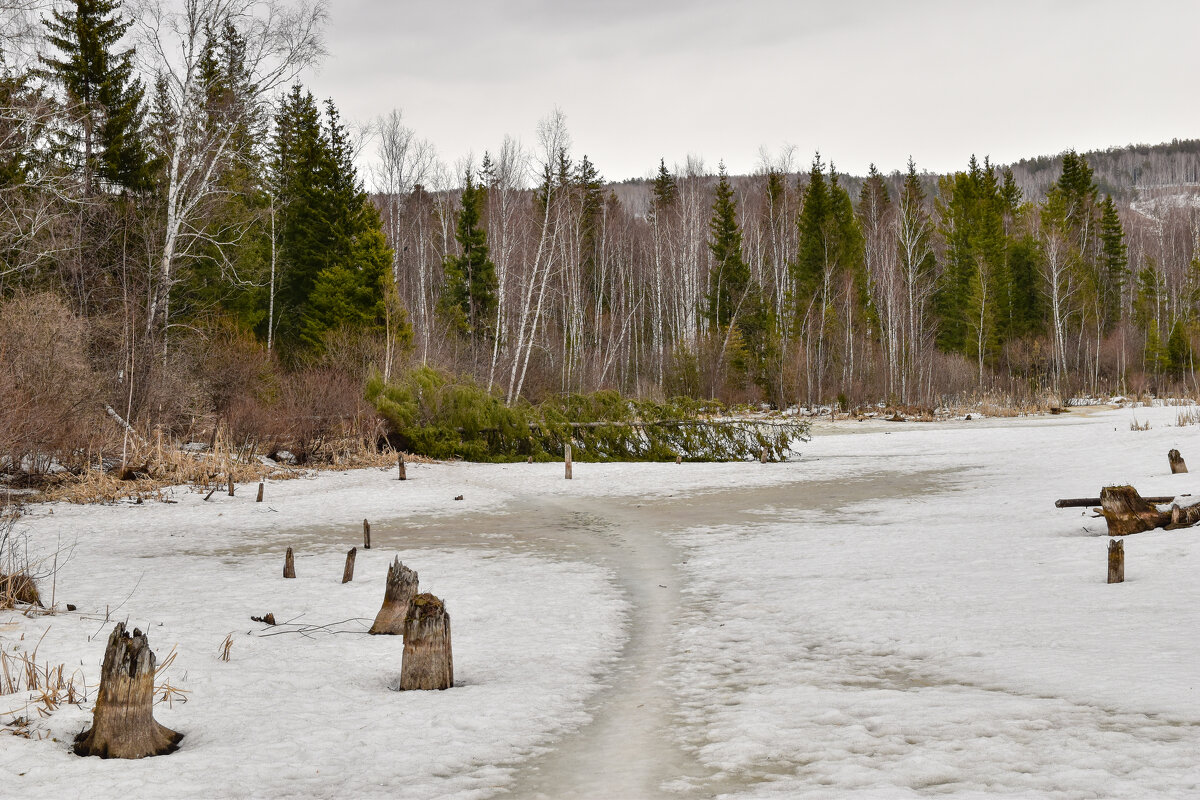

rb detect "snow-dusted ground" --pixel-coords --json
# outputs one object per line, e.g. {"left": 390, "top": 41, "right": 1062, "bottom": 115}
{"left": 4, "top": 404, "right": 1200, "bottom": 798}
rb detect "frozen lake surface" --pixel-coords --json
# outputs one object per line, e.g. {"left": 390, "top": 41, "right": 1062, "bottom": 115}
{"left": 4, "top": 404, "right": 1200, "bottom": 798}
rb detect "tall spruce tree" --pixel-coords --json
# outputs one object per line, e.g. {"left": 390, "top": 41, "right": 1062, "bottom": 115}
{"left": 272, "top": 85, "right": 394, "bottom": 355}
{"left": 651, "top": 157, "right": 677, "bottom": 210}
{"left": 438, "top": 168, "right": 497, "bottom": 340}
{"left": 1098, "top": 194, "right": 1128, "bottom": 331}
{"left": 706, "top": 164, "right": 750, "bottom": 328}
{"left": 40, "top": 0, "right": 151, "bottom": 193}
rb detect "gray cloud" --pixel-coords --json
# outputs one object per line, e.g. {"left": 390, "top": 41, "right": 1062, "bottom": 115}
{"left": 306, "top": 0, "right": 1200, "bottom": 182}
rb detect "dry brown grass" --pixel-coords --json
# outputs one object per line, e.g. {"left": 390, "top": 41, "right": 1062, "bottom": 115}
{"left": 1178, "top": 406, "right": 1200, "bottom": 427}
{"left": 36, "top": 421, "right": 428, "bottom": 504}
{"left": 1, "top": 629, "right": 87, "bottom": 736}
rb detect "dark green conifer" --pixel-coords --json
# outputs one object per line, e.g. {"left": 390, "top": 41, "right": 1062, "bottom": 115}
{"left": 438, "top": 169, "right": 497, "bottom": 340}
{"left": 706, "top": 163, "right": 750, "bottom": 328}
{"left": 40, "top": 0, "right": 151, "bottom": 192}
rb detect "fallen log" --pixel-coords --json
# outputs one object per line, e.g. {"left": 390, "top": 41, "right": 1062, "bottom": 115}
{"left": 1099, "top": 485, "right": 1200, "bottom": 536}
{"left": 1055, "top": 495, "right": 1181, "bottom": 508}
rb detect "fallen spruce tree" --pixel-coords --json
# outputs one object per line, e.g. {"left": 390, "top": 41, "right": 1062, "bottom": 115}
{"left": 366, "top": 367, "right": 810, "bottom": 462}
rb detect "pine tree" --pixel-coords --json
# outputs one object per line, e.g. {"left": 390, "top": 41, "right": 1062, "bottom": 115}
{"left": 1098, "top": 195, "right": 1128, "bottom": 330}
{"left": 438, "top": 168, "right": 497, "bottom": 340}
{"left": 651, "top": 158, "right": 676, "bottom": 210}
{"left": 794, "top": 154, "right": 832, "bottom": 300}
{"left": 576, "top": 154, "right": 605, "bottom": 292}
{"left": 40, "top": 0, "right": 151, "bottom": 193}
{"left": 706, "top": 163, "right": 750, "bottom": 328}
{"left": 273, "top": 86, "right": 395, "bottom": 355}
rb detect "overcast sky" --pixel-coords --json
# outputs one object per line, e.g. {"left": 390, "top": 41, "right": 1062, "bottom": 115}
{"left": 304, "top": 0, "right": 1200, "bottom": 182}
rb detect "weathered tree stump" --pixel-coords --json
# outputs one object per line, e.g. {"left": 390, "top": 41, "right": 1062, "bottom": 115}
{"left": 74, "top": 623, "right": 182, "bottom": 759}
{"left": 398, "top": 453, "right": 407, "bottom": 481}
{"left": 565, "top": 443, "right": 573, "bottom": 480}
{"left": 363, "top": 519, "right": 371, "bottom": 550}
{"left": 399, "top": 593, "right": 453, "bottom": 690}
{"left": 1169, "top": 449, "right": 1188, "bottom": 474}
{"left": 342, "top": 547, "right": 357, "bottom": 583}
{"left": 256, "top": 482, "right": 264, "bottom": 502}
{"left": 227, "top": 475, "right": 234, "bottom": 497}
{"left": 1100, "top": 485, "right": 1167, "bottom": 536}
{"left": 0, "top": 572, "right": 41, "bottom": 607}
{"left": 369, "top": 557, "right": 418, "bottom": 635}
{"left": 1107, "top": 539, "right": 1124, "bottom": 583}
{"left": 283, "top": 547, "right": 295, "bottom": 578}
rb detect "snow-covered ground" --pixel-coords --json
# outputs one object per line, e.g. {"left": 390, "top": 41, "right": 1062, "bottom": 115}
{"left": 4, "top": 404, "right": 1200, "bottom": 798}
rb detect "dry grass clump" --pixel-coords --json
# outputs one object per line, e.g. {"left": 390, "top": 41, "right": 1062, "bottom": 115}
{"left": 1, "top": 629, "right": 87, "bottom": 737}
{"left": 1176, "top": 406, "right": 1200, "bottom": 427}
{"left": 1130, "top": 415, "right": 1152, "bottom": 431}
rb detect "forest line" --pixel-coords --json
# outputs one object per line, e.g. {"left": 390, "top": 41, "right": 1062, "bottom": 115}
{"left": 3, "top": 0, "right": 1199, "bottom": 476}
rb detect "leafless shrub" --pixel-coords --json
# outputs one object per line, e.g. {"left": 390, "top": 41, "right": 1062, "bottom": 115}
{"left": 0, "top": 293, "right": 110, "bottom": 479}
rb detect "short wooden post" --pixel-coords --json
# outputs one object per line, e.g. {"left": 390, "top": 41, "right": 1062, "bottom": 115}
{"left": 369, "top": 557, "right": 419, "bottom": 635}
{"left": 73, "top": 623, "right": 182, "bottom": 758}
{"left": 399, "top": 593, "right": 453, "bottom": 690}
{"left": 255, "top": 482, "right": 264, "bottom": 502}
{"left": 398, "top": 453, "right": 407, "bottom": 481}
{"left": 363, "top": 519, "right": 371, "bottom": 550}
{"left": 283, "top": 547, "right": 295, "bottom": 579}
{"left": 760, "top": 447, "right": 768, "bottom": 464}
{"left": 1169, "top": 449, "right": 1188, "bottom": 474}
{"left": 227, "top": 474, "right": 235, "bottom": 497}
{"left": 1108, "top": 539, "right": 1124, "bottom": 583}
{"left": 342, "top": 547, "right": 357, "bottom": 583}
{"left": 565, "top": 443, "right": 573, "bottom": 480}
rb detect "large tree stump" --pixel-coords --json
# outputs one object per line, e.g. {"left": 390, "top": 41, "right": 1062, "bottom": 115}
{"left": 398, "top": 454, "right": 407, "bottom": 481}
{"left": 74, "top": 623, "right": 182, "bottom": 759}
{"left": 369, "top": 557, "right": 418, "bottom": 635}
{"left": 565, "top": 443, "right": 572, "bottom": 480}
{"left": 1108, "top": 539, "right": 1124, "bottom": 583}
{"left": 1169, "top": 449, "right": 1188, "bottom": 474}
{"left": 399, "top": 593, "right": 453, "bottom": 690}
{"left": 283, "top": 547, "right": 295, "bottom": 578}
{"left": 342, "top": 547, "right": 357, "bottom": 583}
{"left": 1100, "top": 485, "right": 1168, "bottom": 536}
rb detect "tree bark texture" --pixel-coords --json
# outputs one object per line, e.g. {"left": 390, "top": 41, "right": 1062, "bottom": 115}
{"left": 369, "top": 557, "right": 418, "bottom": 635}
{"left": 399, "top": 593, "right": 453, "bottom": 691}
{"left": 1107, "top": 539, "right": 1124, "bottom": 584}
{"left": 74, "top": 623, "right": 182, "bottom": 759}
